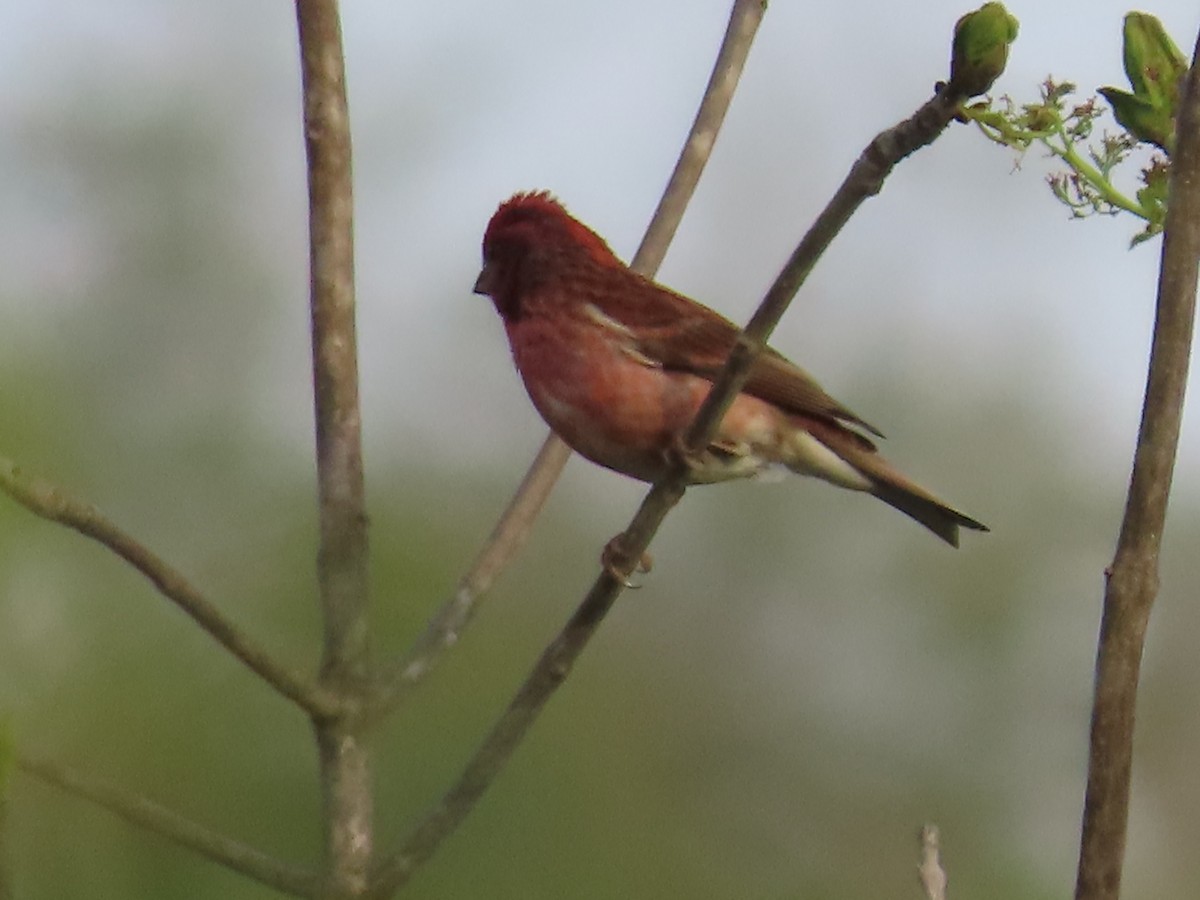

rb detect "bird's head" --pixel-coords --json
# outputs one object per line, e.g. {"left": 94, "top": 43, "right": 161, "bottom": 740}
{"left": 473, "top": 191, "right": 618, "bottom": 320}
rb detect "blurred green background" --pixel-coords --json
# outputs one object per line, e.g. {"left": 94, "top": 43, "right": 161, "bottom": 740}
{"left": 2, "top": 1, "right": 1200, "bottom": 897}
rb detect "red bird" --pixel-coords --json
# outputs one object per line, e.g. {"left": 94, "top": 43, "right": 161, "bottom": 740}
{"left": 474, "top": 191, "right": 987, "bottom": 546}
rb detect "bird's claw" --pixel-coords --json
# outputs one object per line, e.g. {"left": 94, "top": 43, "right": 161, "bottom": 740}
{"left": 665, "top": 434, "right": 712, "bottom": 477}
{"left": 601, "top": 535, "right": 653, "bottom": 589}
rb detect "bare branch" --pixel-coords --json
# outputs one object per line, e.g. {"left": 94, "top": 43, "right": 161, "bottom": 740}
{"left": 628, "top": 0, "right": 766, "bottom": 275}
{"left": 1074, "top": 32, "right": 1200, "bottom": 900}
{"left": 917, "top": 824, "right": 948, "bottom": 900}
{"left": 366, "top": 568, "right": 641, "bottom": 897}
{"left": 369, "top": 435, "right": 571, "bottom": 716}
{"left": 369, "top": 0, "right": 767, "bottom": 721}
{"left": 17, "top": 753, "right": 319, "bottom": 898}
{"left": 295, "top": 0, "right": 373, "bottom": 894}
{"left": 370, "top": 5, "right": 975, "bottom": 893}
{"left": 297, "top": 0, "right": 369, "bottom": 689}
{"left": 0, "top": 456, "right": 339, "bottom": 719}
{"left": 679, "top": 87, "right": 967, "bottom": 449}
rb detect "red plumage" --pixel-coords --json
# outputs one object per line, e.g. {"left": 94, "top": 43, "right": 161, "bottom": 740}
{"left": 474, "top": 191, "right": 987, "bottom": 546}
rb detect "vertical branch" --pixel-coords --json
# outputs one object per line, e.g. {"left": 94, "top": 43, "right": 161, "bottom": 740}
{"left": 1074, "top": 31, "right": 1200, "bottom": 900}
{"left": 295, "top": 0, "right": 372, "bottom": 894}
{"left": 297, "top": 0, "right": 368, "bottom": 685}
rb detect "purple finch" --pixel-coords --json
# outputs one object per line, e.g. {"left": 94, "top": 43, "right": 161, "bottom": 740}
{"left": 474, "top": 191, "right": 987, "bottom": 546}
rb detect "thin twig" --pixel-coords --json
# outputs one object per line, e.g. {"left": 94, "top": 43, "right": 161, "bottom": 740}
{"left": 295, "top": 0, "right": 374, "bottom": 894}
{"left": 1074, "top": 32, "right": 1200, "bottom": 900}
{"left": 368, "top": 0, "right": 767, "bottom": 722}
{"left": 627, "top": 0, "right": 766, "bottom": 276}
{"left": 368, "top": 435, "right": 571, "bottom": 717}
{"left": 0, "top": 456, "right": 339, "bottom": 719}
{"left": 16, "top": 753, "right": 319, "bottom": 898}
{"left": 679, "top": 85, "right": 967, "bottom": 447}
{"left": 917, "top": 824, "right": 948, "bottom": 900}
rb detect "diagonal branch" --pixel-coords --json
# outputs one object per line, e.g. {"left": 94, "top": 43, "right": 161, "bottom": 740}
{"left": 368, "top": 435, "right": 571, "bottom": 717}
{"left": 678, "top": 86, "right": 968, "bottom": 447}
{"left": 0, "top": 456, "right": 340, "bottom": 719}
{"left": 1074, "top": 31, "right": 1200, "bottom": 900}
{"left": 295, "top": 0, "right": 374, "bottom": 895}
{"left": 369, "top": 18, "right": 974, "bottom": 897}
{"left": 368, "top": 0, "right": 768, "bottom": 722}
{"left": 16, "top": 753, "right": 319, "bottom": 898}
{"left": 626, "top": 0, "right": 767, "bottom": 276}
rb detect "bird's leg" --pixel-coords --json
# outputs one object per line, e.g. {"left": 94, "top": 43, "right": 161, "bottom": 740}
{"left": 601, "top": 533, "right": 653, "bottom": 589}
{"left": 664, "top": 432, "right": 718, "bottom": 478}
{"left": 665, "top": 432, "right": 749, "bottom": 482}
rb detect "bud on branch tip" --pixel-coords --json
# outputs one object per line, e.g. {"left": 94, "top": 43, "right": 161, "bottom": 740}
{"left": 949, "top": 3, "right": 1019, "bottom": 98}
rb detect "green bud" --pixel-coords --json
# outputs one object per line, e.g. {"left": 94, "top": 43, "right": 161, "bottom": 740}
{"left": 949, "top": 3, "right": 1020, "bottom": 97}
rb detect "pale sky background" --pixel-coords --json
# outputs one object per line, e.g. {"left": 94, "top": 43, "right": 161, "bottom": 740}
{"left": 2, "top": 0, "right": 1199, "bottom": 488}
{"left": 3, "top": 3, "right": 1200, "bottom": 894}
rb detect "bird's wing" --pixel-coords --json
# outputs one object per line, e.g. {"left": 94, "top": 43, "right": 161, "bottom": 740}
{"left": 593, "top": 274, "right": 884, "bottom": 439}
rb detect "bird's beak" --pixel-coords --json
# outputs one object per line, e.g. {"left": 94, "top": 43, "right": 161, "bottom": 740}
{"left": 472, "top": 260, "right": 494, "bottom": 296}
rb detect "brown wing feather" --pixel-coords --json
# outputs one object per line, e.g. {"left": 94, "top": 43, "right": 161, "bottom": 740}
{"left": 589, "top": 268, "right": 884, "bottom": 438}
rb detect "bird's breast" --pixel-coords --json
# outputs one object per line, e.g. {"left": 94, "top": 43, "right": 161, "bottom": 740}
{"left": 504, "top": 314, "right": 679, "bottom": 480}
{"left": 504, "top": 313, "right": 792, "bottom": 484}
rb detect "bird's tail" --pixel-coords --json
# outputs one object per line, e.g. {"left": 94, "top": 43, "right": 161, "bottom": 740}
{"left": 784, "top": 416, "right": 988, "bottom": 547}
{"left": 866, "top": 474, "right": 988, "bottom": 547}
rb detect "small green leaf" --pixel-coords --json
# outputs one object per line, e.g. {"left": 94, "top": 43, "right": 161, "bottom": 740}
{"left": 949, "top": 2, "right": 1020, "bottom": 97}
{"left": 1101, "top": 13, "right": 1187, "bottom": 153}
{"left": 1099, "top": 86, "right": 1175, "bottom": 152}
{"left": 1122, "top": 12, "right": 1187, "bottom": 107}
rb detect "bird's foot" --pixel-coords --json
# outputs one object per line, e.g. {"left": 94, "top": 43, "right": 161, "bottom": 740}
{"left": 664, "top": 434, "right": 717, "bottom": 478}
{"left": 601, "top": 534, "right": 653, "bottom": 589}
{"left": 665, "top": 433, "right": 750, "bottom": 482}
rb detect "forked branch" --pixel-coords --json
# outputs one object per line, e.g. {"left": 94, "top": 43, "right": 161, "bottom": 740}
{"left": 295, "top": 0, "right": 374, "bottom": 895}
